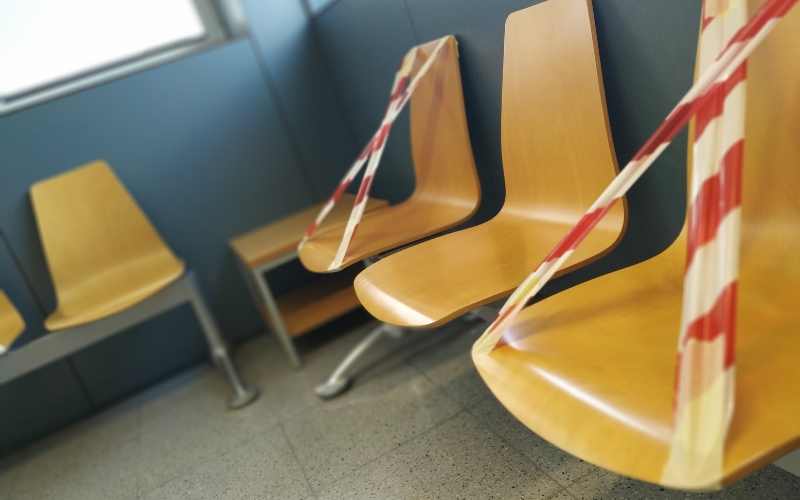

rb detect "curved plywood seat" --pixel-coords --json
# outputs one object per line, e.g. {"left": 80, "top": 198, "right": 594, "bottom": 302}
{"left": 0, "top": 291, "right": 25, "bottom": 353}
{"left": 474, "top": 1, "right": 800, "bottom": 490}
{"left": 298, "top": 36, "right": 480, "bottom": 273}
{"left": 354, "top": 0, "right": 626, "bottom": 328}
{"left": 31, "top": 161, "right": 185, "bottom": 331}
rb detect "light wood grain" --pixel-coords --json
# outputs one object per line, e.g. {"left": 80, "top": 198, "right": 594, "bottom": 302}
{"left": 0, "top": 291, "right": 25, "bottom": 350}
{"left": 231, "top": 194, "right": 387, "bottom": 269}
{"left": 298, "top": 36, "right": 481, "bottom": 273}
{"left": 30, "top": 161, "right": 185, "bottom": 331}
{"left": 354, "top": 0, "right": 626, "bottom": 328}
{"left": 474, "top": 0, "right": 800, "bottom": 490}
{"left": 275, "top": 269, "right": 361, "bottom": 337}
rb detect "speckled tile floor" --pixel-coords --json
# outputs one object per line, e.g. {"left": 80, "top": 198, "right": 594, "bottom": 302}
{"left": 1, "top": 318, "right": 798, "bottom": 499}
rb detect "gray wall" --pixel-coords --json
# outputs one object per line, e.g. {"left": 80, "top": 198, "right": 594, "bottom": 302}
{"left": 313, "top": 0, "right": 700, "bottom": 295}
{"left": 0, "top": 0, "right": 352, "bottom": 454}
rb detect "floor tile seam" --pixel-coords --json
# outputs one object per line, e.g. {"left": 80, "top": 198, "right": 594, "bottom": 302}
{"left": 551, "top": 485, "right": 579, "bottom": 499}
{"left": 462, "top": 402, "right": 576, "bottom": 491}
{"left": 279, "top": 421, "right": 319, "bottom": 499}
{"left": 7, "top": 425, "right": 145, "bottom": 499}
{"left": 400, "top": 354, "right": 475, "bottom": 412}
{"left": 310, "top": 407, "right": 469, "bottom": 495}
{"left": 136, "top": 419, "right": 283, "bottom": 496}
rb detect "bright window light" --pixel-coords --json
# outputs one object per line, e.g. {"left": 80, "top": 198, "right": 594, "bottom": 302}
{"left": 0, "top": 0, "right": 209, "bottom": 100}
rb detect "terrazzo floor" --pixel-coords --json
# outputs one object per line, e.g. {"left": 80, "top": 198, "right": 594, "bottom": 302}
{"left": 1, "top": 317, "right": 798, "bottom": 499}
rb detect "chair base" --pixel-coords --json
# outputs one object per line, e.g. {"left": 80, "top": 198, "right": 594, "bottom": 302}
{"left": 315, "top": 323, "right": 405, "bottom": 400}
{"left": 184, "top": 272, "right": 260, "bottom": 409}
{"left": 314, "top": 306, "right": 499, "bottom": 400}
{"left": 228, "top": 384, "right": 261, "bottom": 409}
{"left": 315, "top": 377, "right": 351, "bottom": 399}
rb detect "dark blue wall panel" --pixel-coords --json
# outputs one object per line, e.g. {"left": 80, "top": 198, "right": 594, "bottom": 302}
{"left": 68, "top": 305, "right": 209, "bottom": 408}
{"left": 403, "top": 0, "right": 537, "bottom": 220}
{"left": 314, "top": 0, "right": 419, "bottom": 203}
{"left": 0, "top": 361, "right": 92, "bottom": 455}
{"left": 245, "top": 0, "right": 356, "bottom": 199}
{"left": 0, "top": 233, "right": 92, "bottom": 454}
{"left": 592, "top": 0, "right": 698, "bottom": 262}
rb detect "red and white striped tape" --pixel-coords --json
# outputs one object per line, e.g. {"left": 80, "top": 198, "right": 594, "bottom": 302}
{"left": 662, "top": 0, "right": 747, "bottom": 485}
{"left": 474, "top": 0, "right": 796, "bottom": 484}
{"left": 298, "top": 36, "right": 452, "bottom": 271}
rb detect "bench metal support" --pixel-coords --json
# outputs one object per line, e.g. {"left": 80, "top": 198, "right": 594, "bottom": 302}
{"left": 0, "top": 271, "right": 259, "bottom": 410}
{"left": 237, "top": 253, "right": 302, "bottom": 368}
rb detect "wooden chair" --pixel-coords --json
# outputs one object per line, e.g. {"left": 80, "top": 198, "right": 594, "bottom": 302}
{"left": 305, "top": 36, "right": 481, "bottom": 398}
{"left": 354, "top": 0, "right": 626, "bottom": 328}
{"left": 0, "top": 161, "right": 258, "bottom": 408}
{"left": 0, "top": 291, "right": 25, "bottom": 355}
{"left": 473, "top": 1, "right": 800, "bottom": 490}
{"left": 297, "top": 35, "right": 480, "bottom": 273}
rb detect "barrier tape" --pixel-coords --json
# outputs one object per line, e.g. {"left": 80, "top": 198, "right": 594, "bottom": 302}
{"left": 298, "top": 36, "right": 452, "bottom": 271}
{"left": 473, "top": 0, "right": 796, "bottom": 485}
{"left": 662, "top": 0, "right": 747, "bottom": 486}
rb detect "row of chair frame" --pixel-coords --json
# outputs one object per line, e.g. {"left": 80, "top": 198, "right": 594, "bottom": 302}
{"left": 0, "top": 162, "right": 258, "bottom": 409}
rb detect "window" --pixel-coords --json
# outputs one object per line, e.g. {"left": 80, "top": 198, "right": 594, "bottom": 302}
{"left": 0, "top": 0, "right": 246, "bottom": 114}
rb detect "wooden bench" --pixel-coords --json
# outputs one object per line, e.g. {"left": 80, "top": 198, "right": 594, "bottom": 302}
{"left": 230, "top": 194, "right": 387, "bottom": 366}
{"left": 0, "top": 161, "right": 258, "bottom": 409}
{"left": 475, "top": 0, "right": 800, "bottom": 490}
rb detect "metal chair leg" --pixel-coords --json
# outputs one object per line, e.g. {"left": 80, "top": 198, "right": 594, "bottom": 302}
{"left": 250, "top": 265, "right": 302, "bottom": 368}
{"left": 186, "top": 274, "right": 259, "bottom": 409}
{"left": 315, "top": 323, "right": 400, "bottom": 399}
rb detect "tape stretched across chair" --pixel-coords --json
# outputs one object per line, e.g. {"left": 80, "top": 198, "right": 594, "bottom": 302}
{"left": 298, "top": 35, "right": 452, "bottom": 272}
{"left": 473, "top": 0, "right": 797, "bottom": 487}
{"left": 662, "top": 0, "right": 747, "bottom": 484}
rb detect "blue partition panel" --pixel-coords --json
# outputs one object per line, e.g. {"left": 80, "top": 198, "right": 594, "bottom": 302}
{"left": 245, "top": 0, "right": 356, "bottom": 199}
{"left": 0, "top": 233, "right": 92, "bottom": 455}
{"left": 314, "top": 0, "right": 419, "bottom": 203}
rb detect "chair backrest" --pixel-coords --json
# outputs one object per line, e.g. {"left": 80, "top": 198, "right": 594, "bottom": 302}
{"left": 681, "top": 1, "right": 800, "bottom": 270}
{"left": 500, "top": 0, "right": 622, "bottom": 228}
{"left": 30, "top": 161, "right": 182, "bottom": 307}
{"left": 408, "top": 37, "right": 481, "bottom": 207}
{"left": 0, "top": 290, "right": 24, "bottom": 351}
{"left": 739, "top": 0, "right": 800, "bottom": 306}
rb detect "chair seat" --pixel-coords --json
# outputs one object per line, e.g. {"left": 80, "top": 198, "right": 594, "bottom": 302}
{"left": 232, "top": 194, "right": 388, "bottom": 269}
{"left": 45, "top": 253, "right": 185, "bottom": 331}
{"left": 298, "top": 196, "right": 477, "bottom": 273}
{"left": 474, "top": 239, "right": 800, "bottom": 489}
{"left": 355, "top": 212, "right": 623, "bottom": 328}
{"left": 0, "top": 292, "right": 25, "bottom": 352}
